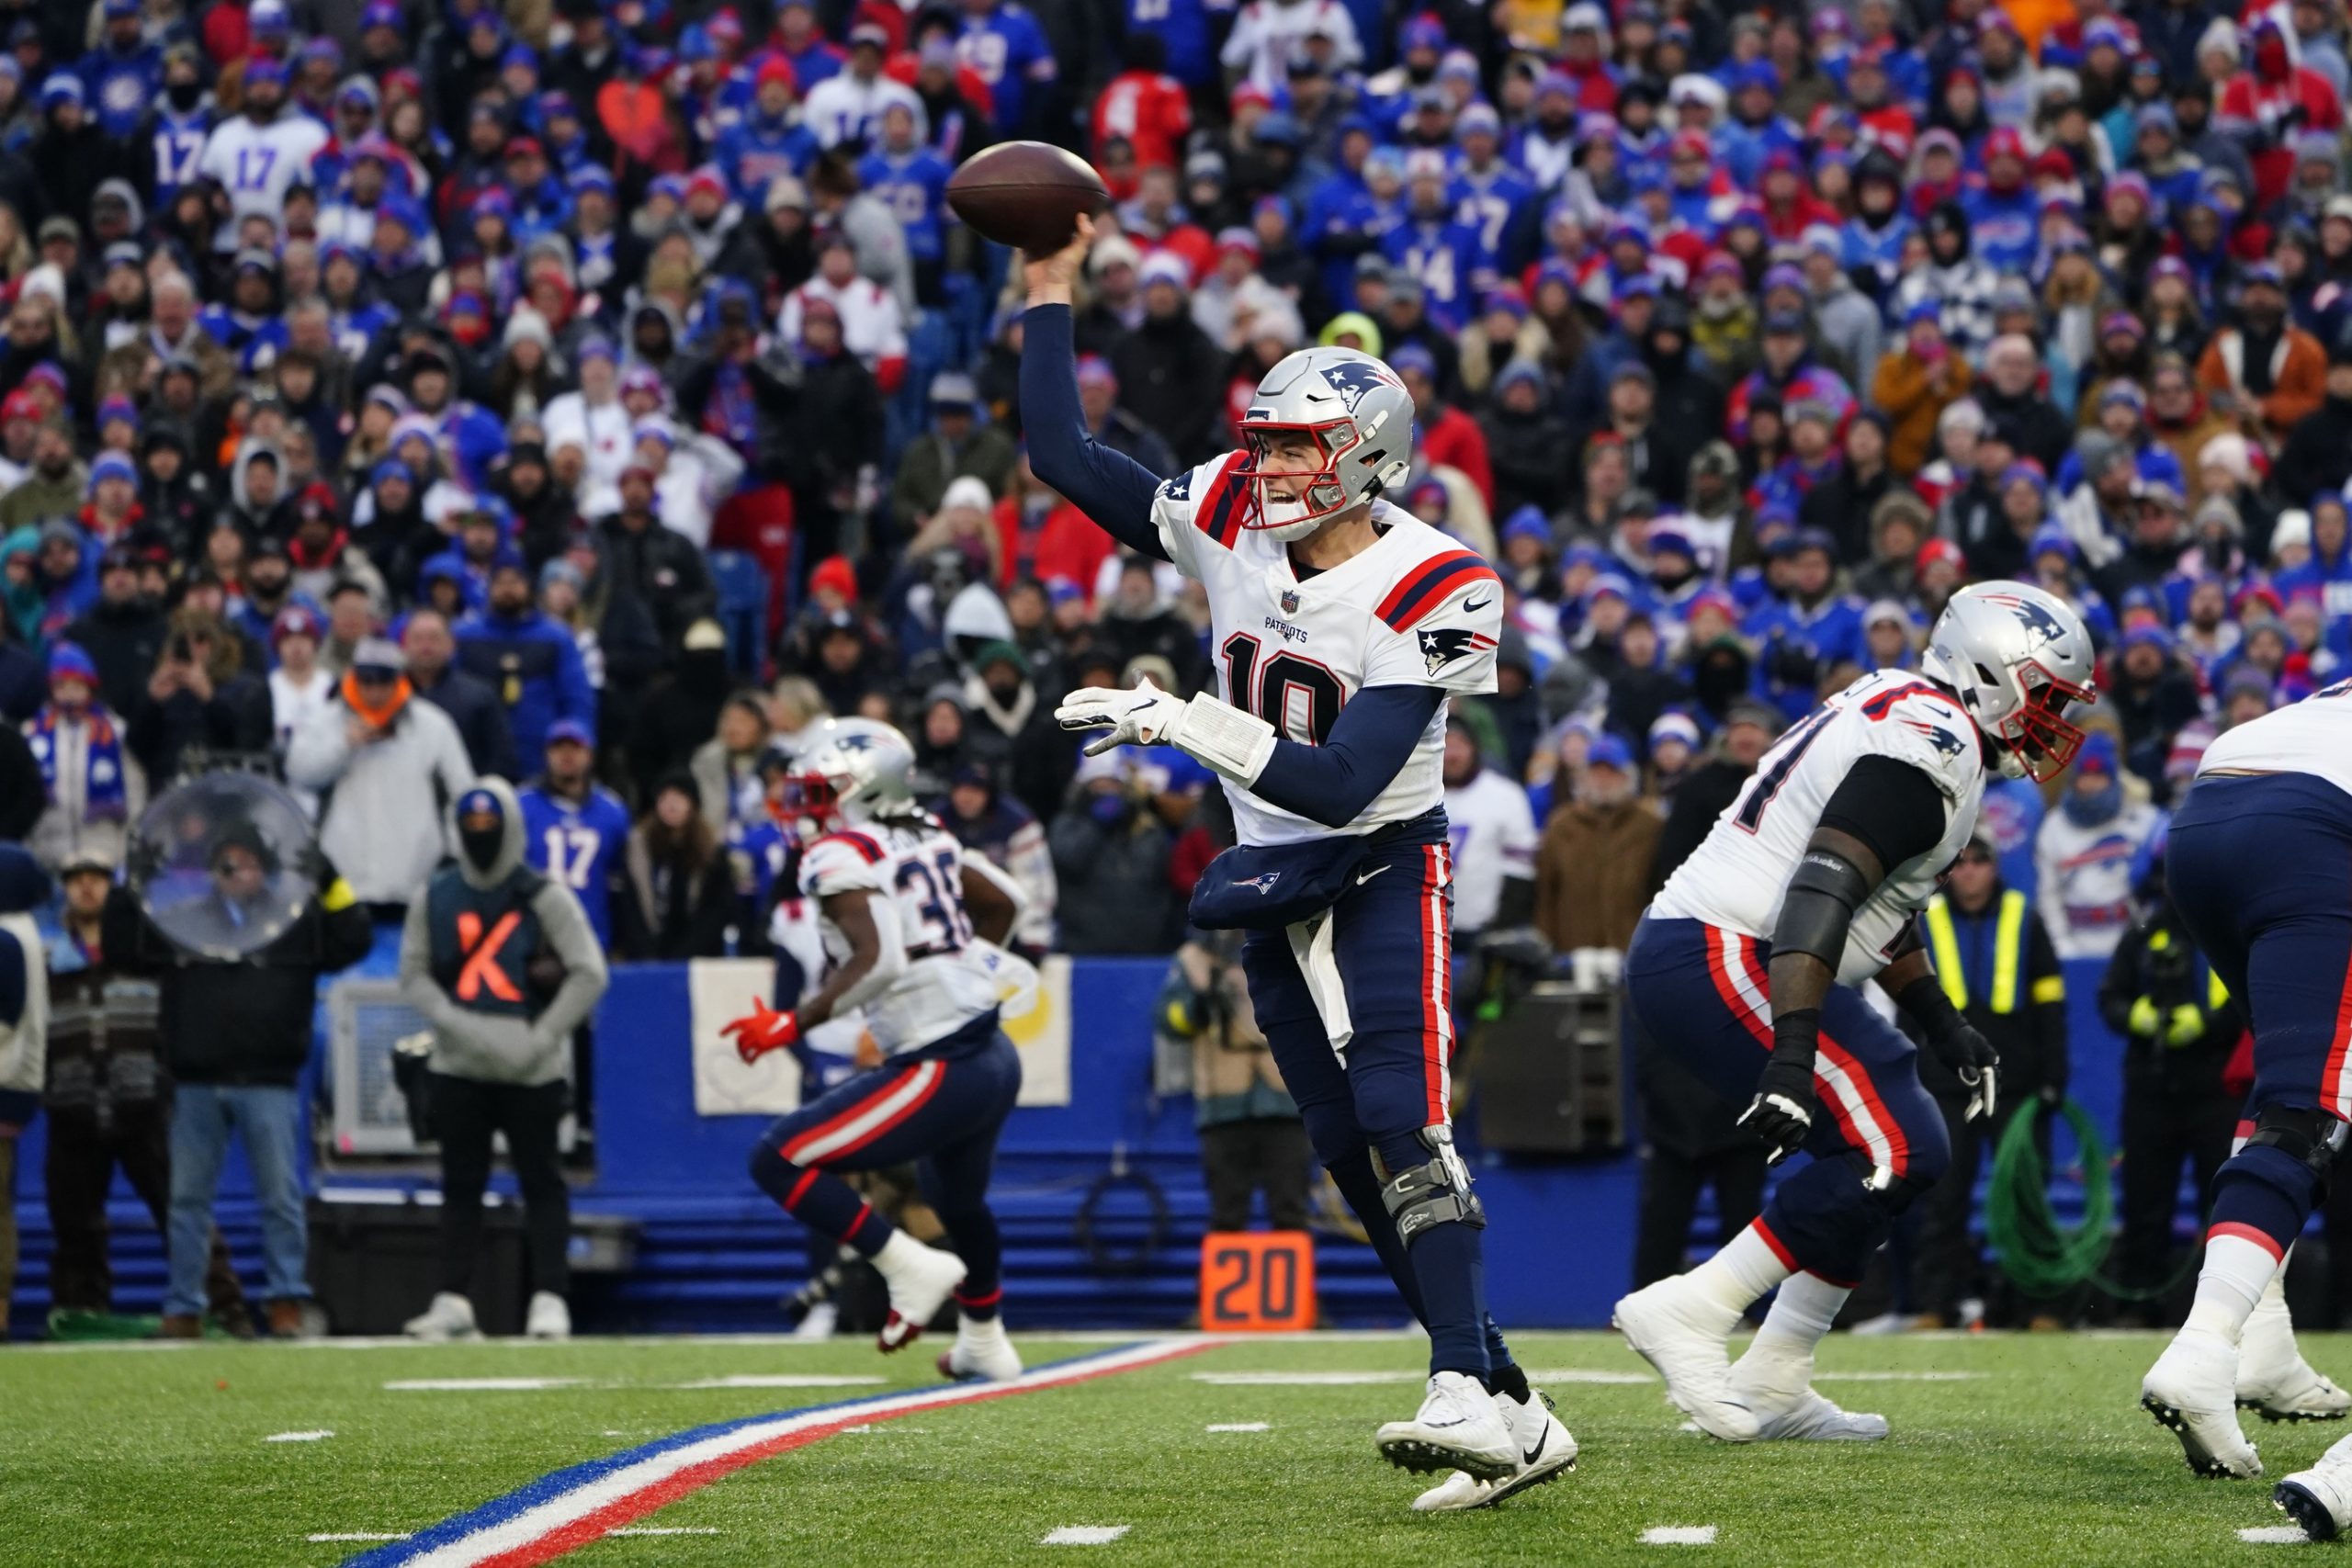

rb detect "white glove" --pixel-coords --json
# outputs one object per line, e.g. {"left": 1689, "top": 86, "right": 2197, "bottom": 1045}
{"left": 1055, "top": 676, "right": 1191, "bottom": 757}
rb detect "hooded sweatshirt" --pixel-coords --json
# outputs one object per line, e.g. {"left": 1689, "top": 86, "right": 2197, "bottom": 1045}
{"left": 398, "top": 776, "right": 608, "bottom": 1087}
{"left": 284, "top": 670, "right": 478, "bottom": 904}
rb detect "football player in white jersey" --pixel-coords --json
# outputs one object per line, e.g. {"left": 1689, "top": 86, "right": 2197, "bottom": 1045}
{"left": 2135, "top": 682, "right": 2352, "bottom": 1511}
{"left": 1612, "top": 583, "right": 2094, "bottom": 1444}
{"left": 1025, "top": 216, "right": 1573, "bottom": 1510}
{"left": 723, "top": 718, "right": 1035, "bottom": 1382}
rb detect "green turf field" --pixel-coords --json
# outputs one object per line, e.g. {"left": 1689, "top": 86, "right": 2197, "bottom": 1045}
{"left": 5, "top": 1329, "right": 2347, "bottom": 1566}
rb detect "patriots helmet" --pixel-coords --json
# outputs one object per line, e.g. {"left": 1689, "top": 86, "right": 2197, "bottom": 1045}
{"left": 782, "top": 717, "right": 917, "bottom": 826}
{"left": 1920, "top": 581, "right": 2096, "bottom": 782}
{"left": 1237, "top": 346, "right": 1416, "bottom": 540}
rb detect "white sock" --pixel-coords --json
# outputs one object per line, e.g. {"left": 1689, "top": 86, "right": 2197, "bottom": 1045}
{"left": 2185, "top": 1228, "right": 2285, "bottom": 1342}
{"left": 1682, "top": 1223, "right": 1795, "bottom": 1326}
{"left": 2251, "top": 1246, "right": 2294, "bottom": 1322}
{"left": 1748, "top": 1272, "right": 1849, "bottom": 1362}
{"left": 873, "top": 1231, "right": 936, "bottom": 1282}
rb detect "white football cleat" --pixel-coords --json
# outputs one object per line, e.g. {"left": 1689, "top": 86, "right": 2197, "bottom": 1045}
{"left": 1613, "top": 1277, "right": 1759, "bottom": 1442}
{"left": 403, "top": 1291, "right": 482, "bottom": 1343}
{"left": 1731, "top": 1349, "right": 1888, "bottom": 1442}
{"left": 791, "top": 1302, "right": 838, "bottom": 1341}
{"left": 2238, "top": 1296, "right": 2350, "bottom": 1423}
{"left": 936, "top": 1315, "right": 1023, "bottom": 1382}
{"left": 2275, "top": 1434, "right": 2352, "bottom": 1540}
{"left": 871, "top": 1233, "right": 967, "bottom": 1353}
{"left": 1375, "top": 1371, "right": 1519, "bottom": 1481}
{"left": 526, "top": 1291, "right": 571, "bottom": 1340}
{"left": 1410, "top": 1385, "right": 1577, "bottom": 1512}
{"left": 2143, "top": 1327, "right": 2263, "bottom": 1478}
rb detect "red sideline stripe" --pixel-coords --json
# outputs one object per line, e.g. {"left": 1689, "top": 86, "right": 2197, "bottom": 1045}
{"left": 466, "top": 1345, "right": 1213, "bottom": 1568}
{"left": 814, "top": 829, "right": 885, "bottom": 864}
{"left": 2208, "top": 1220, "right": 2289, "bottom": 1262}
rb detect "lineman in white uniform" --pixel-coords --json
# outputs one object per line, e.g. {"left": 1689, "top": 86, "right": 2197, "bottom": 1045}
{"left": 2140, "top": 682, "right": 2352, "bottom": 1508}
{"left": 1614, "top": 584, "right": 2097, "bottom": 1445}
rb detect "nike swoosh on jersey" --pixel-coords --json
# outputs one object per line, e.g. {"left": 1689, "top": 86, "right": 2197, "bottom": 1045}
{"left": 1464, "top": 594, "right": 1492, "bottom": 612}
{"left": 1355, "top": 864, "right": 1391, "bottom": 886}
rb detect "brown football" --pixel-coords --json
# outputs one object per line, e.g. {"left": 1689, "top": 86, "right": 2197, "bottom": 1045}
{"left": 946, "top": 141, "right": 1111, "bottom": 255}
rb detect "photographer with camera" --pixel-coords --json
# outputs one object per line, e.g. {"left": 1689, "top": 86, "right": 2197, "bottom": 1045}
{"left": 104, "top": 823, "right": 372, "bottom": 1337}
{"left": 399, "top": 779, "right": 608, "bottom": 1342}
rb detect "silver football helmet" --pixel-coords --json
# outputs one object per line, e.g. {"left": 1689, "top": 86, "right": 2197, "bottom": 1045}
{"left": 1920, "top": 581, "right": 2096, "bottom": 782}
{"left": 1238, "top": 346, "right": 1416, "bottom": 540}
{"left": 782, "top": 716, "right": 917, "bottom": 825}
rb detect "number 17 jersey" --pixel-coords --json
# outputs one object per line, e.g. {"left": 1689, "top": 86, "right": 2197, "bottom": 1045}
{"left": 1149, "top": 451, "right": 1505, "bottom": 849}
{"left": 1650, "top": 671, "right": 1987, "bottom": 985}
{"left": 799, "top": 814, "right": 1001, "bottom": 1056}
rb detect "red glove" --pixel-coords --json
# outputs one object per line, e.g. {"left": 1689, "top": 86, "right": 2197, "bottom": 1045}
{"left": 721, "top": 998, "right": 801, "bottom": 1065}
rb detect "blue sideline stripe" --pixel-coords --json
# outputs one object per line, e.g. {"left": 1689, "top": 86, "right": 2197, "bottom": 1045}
{"left": 343, "top": 1342, "right": 1159, "bottom": 1566}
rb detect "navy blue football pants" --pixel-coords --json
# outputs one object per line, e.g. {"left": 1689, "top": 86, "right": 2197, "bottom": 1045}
{"left": 1243, "top": 834, "right": 1517, "bottom": 1381}
{"left": 2167, "top": 773, "right": 2352, "bottom": 1258}
{"left": 1623, "top": 916, "right": 1951, "bottom": 1285}
{"left": 749, "top": 1014, "right": 1021, "bottom": 1321}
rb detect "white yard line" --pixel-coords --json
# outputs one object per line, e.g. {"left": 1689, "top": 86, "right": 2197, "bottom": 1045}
{"left": 1205, "top": 1422, "right": 1271, "bottom": 1432}
{"left": 265, "top": 1429, "right": 335, "bottom": 1442}
{"left": 660, "top": 1375, "right": 885, "bottom": 1390}
{"left": 610, "top": 1528, "right": 721, "bottom": 1537}
{"left": 1042, "top": 1526, "right": 1132, "bottom": 1545}
{"left": 308, "top": 1533, "right": 411, "bottom": 1542}
{"left": 2240, "top": 1526, "right": 2314, "bottom": 1543}
{"left": 1640, "top": 1526, "right": 1719, "bottom": 1546}
{"left": 1814, "top": 1371, "right": 1987, "bottom": 1382}
{"left": 382, "top": 1378, "right": 590, "bottom": 1392}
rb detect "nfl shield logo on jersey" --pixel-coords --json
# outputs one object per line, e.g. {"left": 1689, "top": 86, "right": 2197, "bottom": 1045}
{"left": 1280, "top": 589, "right": 1301, "bottom": 615}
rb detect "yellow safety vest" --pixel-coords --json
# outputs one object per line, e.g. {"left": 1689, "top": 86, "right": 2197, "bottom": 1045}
{"left": 1924, "top": 890, "right": 2060, "bottom": 1014}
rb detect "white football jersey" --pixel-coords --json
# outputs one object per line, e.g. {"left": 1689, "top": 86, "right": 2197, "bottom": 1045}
{"left": 1151, "top": 451, "right": 1504, "bottom": 848}
{"left": 198, "top": 113, "right": 329, "bottom": 248}
{"left": 1651, "top": 671, "right": 1987, "bottom": 985}
{"left": 798, "top": 814, "right": 1002, "bottom": 1056}
{"left": 2199, "top": 676, "right": 2352, "bottom": 797}
{"left": 1443, "top": 768, "right": 1537, "bottom": 931}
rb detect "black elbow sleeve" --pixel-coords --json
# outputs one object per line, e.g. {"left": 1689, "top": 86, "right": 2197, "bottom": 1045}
{"left": 1772, "top": 849, "right": 1874, "bottom": 967}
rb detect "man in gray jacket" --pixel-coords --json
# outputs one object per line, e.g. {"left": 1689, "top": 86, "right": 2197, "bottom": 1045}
{"left": 286, "top": 637, "right": 476, "bottom": 914}
{"left": 398, "top": 777, "right": 608, "bottom": 1341}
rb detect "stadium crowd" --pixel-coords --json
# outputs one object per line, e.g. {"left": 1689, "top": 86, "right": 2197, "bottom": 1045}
{"left": 3, "top": 0, "right": 2352, "bottom": 1332}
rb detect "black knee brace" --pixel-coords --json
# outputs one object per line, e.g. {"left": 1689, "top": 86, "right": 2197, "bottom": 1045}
{"left": 2248, "top": 1104, "right": 2348, "bottom": 1197}
{"left": 1370, "top": 1126, "right": 1486, "bottom": 1245}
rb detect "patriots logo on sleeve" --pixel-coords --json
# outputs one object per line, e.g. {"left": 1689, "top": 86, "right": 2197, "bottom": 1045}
{"left": 1319, "top": 359, "right": 1400, "bottom": 413}
{"left": 1419, "top": 626, "right": 1499, "bottom": 675}
{"left": 1904, "top": 718, "right": 1968, "bottom": 759}
{"left": 1159, "top": 471, "right": 1192, "bottom": 503}
{"left": 1237, "top": 872, "right": 1283, "bottom": 894}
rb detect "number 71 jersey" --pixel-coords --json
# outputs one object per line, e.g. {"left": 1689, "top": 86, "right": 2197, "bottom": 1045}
{"left": 799, "top": 815, "right": 1001, "bottom": 1055}
{"left": 1149, "top": 451, "right": 1505, "bottom": 847}
{"left": 1650, "top": 670, "right": 1987, "bottom": 985}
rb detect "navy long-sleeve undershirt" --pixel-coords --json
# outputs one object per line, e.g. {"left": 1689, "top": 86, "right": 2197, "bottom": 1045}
{"left": 1021, "top": 301, "right": 1450, "bottom": 830}
{"left": 1020, "top": 303, "right": 1169, "bottom": 560}
{"left": 1250, "top": 684, "right": 1449, "bottom": 829}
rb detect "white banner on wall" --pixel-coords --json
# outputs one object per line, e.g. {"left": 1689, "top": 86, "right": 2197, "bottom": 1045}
{"left": 686, "top": 954, "right": 1072, "bottom": 1114}
{"left": 1010, "top": 953, "right": 1072, "bottom": 1108}
{"left": 689, "top": 958, "right": 803, "bottom": 1117}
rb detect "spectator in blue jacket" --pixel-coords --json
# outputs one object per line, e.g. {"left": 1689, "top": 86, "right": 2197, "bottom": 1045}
{"left": 453, "top": 556, "right": 594, "bottom": 763}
